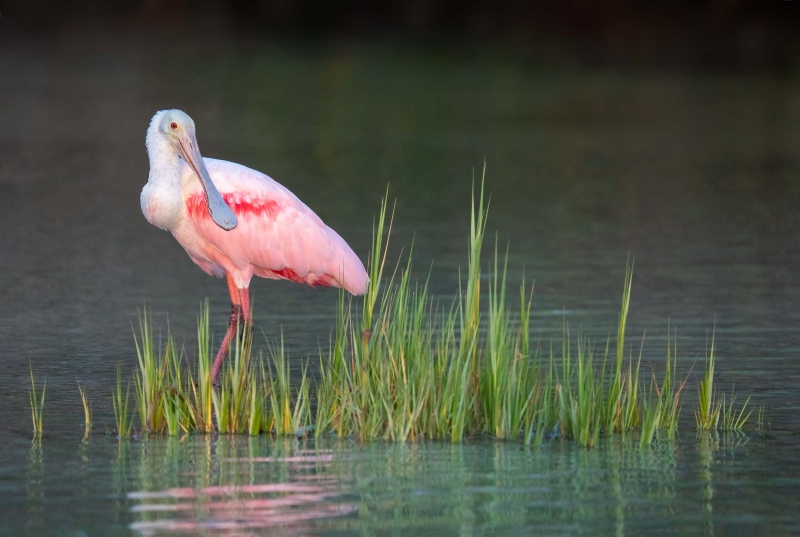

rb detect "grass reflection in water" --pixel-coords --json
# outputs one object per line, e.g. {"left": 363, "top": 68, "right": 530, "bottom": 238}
{"left": 118, "top": 434, "right": 753, "bottom": 535}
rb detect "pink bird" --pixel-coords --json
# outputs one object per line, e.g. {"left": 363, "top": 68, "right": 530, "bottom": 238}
{"left": 141, "top": 110, "right": 367, "bottom": 384}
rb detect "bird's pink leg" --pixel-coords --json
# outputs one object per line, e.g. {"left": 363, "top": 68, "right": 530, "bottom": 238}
{"left": 239, "top": 286, "right": 253, "bottom": 361}
{"left": 240, "top": 287, "right": 252, "bottom": 327}
{"left": 211, "top": 275, "right": 243, "bottom": 386}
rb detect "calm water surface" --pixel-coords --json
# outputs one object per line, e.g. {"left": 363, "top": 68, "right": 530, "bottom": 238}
{"left": 3, "top": 433, "right": 800, "bottom": 536}
{"left": 1, "top": 26, "right": 799, "bottom": 535}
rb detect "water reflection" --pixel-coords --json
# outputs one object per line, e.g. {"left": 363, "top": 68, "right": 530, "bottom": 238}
{"left": 127, "top": 437, "right": 355, "bottom": 535}
{"left": 696, "top": 430, "right": 753, "bottom": 537}
{"left": 1, "top": 431, "right": 793, "bottom": 535}
{"left": 119, "top": 434, "right": 779, "bottom": 536}
{"left": 26, "top": 440, "right": 44, "bottom": 531}
{"left": 114, "top": 440, "right": 132, "bottom": 526}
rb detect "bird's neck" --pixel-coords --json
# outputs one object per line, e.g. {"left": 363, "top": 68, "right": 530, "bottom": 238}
{"left": 146, "top": 134, "right": 182, "bottom": 190}
{"left": 142, "top": 131, "right": 186, "bottom": 231}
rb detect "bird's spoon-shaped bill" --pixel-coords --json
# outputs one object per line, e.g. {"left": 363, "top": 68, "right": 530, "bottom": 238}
{"left": 177, "top": 128, "right": 238, "bottom": 231}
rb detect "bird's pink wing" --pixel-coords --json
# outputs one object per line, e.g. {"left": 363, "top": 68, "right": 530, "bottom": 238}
{"left": 182, "top": 158, "right": 368, "bottom": 295}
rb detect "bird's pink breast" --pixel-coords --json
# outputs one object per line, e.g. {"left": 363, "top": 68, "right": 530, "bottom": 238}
{"left": 186, "top": 192, "right": 283, "bottom": 220}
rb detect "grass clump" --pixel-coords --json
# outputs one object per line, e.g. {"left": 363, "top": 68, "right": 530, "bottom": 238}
{"left": 210, "top": 322, "right": 254, "bottom": 434}
{"left": 113, "top": 364, "right": 134, "bottom": 438}
{"left": 312, "top": 170, "right": 702, "bottom": 447}
{"left": 693, "top": 332, "right": 754, "bottom": 432}
{"left": 315, "top": 177, "right": 521, "bottom": 443}
{"left": 29, "top": 366, "right": 45, "bottom": 437}
{"left": 557, "top": 335, "right": 603, "bottom": 447}
{"left": 121, "top": 303, "right": 307, "bottom": 437}
{"left": 656, "top": 329, "right": 685, "bottom": 439}
{"left": 479, "top": 244, "right": 538, "bottom": 441}
{"left": 640, "top": 329, "right": 689, "bottom": 447}
{"left": 603, "top": 262, "right": 637, "bottom": 436}
{"left": 110, "top": 171, "right": 757, "bottom": 445}
{"left": 720, "top": 390, "right": 753, "bottom": 431}
{"left": 268, "top": 336, "right": 311, "bottom": 436}
{"left": 639, "top": 386, "right": 662, "bottom": 448}
{"left": 695, "top": 333, "right": 721, "bottom": 430}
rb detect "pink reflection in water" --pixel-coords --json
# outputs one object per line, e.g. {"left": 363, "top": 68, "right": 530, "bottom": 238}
{"left": 128, "top": 450, "right": 355, "bottom": 536}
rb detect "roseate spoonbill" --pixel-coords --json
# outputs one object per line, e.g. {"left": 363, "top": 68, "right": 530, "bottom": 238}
{"left": 141, "top": 109, "right": 367, "bottom": 384}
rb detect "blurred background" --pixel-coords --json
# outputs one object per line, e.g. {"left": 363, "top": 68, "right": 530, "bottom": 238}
{"left": 1, "top": 1, "right": 799, "bottom": 431}
{"left": 4, "top": 0, "right": 800, "bottom": 71}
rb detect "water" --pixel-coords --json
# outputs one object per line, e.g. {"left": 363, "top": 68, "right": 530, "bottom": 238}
{"left": 3, "top": 434, "right": 799, "bottom": 536}
{"left": 1, "top": 24, "right": 800, "bottom": 535}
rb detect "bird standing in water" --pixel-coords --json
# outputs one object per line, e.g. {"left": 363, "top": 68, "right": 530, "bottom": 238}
{"left": 141, "top": 109, "right": 367, "bottom": 384}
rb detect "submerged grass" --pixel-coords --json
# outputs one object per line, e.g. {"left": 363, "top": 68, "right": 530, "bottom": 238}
{"left": 111, "top": 172, "right": 756, "bottom": 444}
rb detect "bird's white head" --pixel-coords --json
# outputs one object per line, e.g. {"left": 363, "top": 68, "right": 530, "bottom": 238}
{"left": 156, "top": 109, "right": 196, "bottom": 140}
{"left": 147, "top": 109, "right": 238, "bottom": 231}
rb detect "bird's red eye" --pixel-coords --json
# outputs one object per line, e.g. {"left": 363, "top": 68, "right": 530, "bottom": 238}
{"left": 170, "top": 122, "right": 178, "bottom": 130}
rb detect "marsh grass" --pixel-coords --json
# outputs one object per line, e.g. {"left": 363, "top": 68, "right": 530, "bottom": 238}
{"left": 720, "top": 390, "right": 753, "bottom": 431}
{"left": 639, "top": 384, "right": 662, "bottom": 448}
{"left": 123, "top": 301, "right": 307, "bottom": 436}
{"left": 188, "top": 301, "right": 214, "bottom": 432}
{"left": 114, "top": 173, "right": 756, "bottom": 444}
{"left": 310, "top": 172, "right": 707, "bottom": 447}
{"left": 603, "top": 262, "right": 636, "bottom": 436}
{"left": 113, "top": 364, "right": 134, "bottom": 437}
{"left": 638, "top": 329, "right": 688, "bottom": 447}
{"left": 29, "top": 366, "right": 45, "bottom": 437}
{"left": 557, "top": 335, "right": 603, "bottom": 447}
{"left": 695, "top": 333, "right": 721, "bottom": 430}
{"left": 211, "top": 321, "right": 254, "bottom": 434}
{"left": 692, "top": 331, "right": 755, "bottom": 432}
{"left": 313, "top": 178, "right": 509, "bottom": 443}
{"left": 77, "top": 381, "right": 92, "bottom": 434}
{"left": 657, "top": 329, "right": 686, "bottom": 439}
{"left": 268, "top": 336, "right": 311, "bottom": 436}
